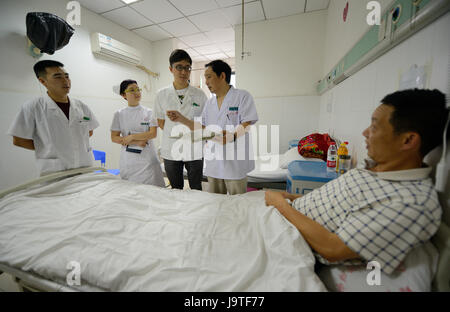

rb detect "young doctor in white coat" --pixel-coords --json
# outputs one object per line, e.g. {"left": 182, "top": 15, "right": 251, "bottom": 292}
{"left": 8, "top": 60, "right": 99, "bottom": 176}
{"left": 154, "top": 49, "right": 208, "bottom": 190}
{"left": 167, "top": 60, "right": 258, "bottom": 195}
{"left": 110, "top": 80, "right": 165, "bottom": 187}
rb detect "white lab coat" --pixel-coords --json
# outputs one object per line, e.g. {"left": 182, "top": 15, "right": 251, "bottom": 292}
{"left": 154, "top": 84, "right": 207, "bottom": 161}
{"left": 8, "top": 94, "right": 99, "bottom": 175}
{"left": 202, "top": 87, "right": 258, "bottom": 180}
{"left": 110, "top": 105, "right": 165, "bottom": 187}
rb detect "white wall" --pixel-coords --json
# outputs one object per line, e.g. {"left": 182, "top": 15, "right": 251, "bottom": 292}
{"left": 255, "top": 96, "right": 320, "bottom": 153}
{"left": 319, "top": 10, "right": 450, "bottom": 167}
{"left": 322, "top": 0, "right": 393, "bottom": 76}
{"left": 191, "top": 58, "right": 235, "bottom": 98}
{"left": 0, "top": 0, "right": 155, "bottom": 190}
{"left": 235, "top": 11, "right": 327, "bottom": 98}
{"left": 234, "top": 11, "right": 327, "bottom": 153}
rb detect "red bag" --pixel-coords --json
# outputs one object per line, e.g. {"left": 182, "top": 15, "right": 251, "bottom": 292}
{"left": 298, "top": 133, "right": 335, "bottom": 161}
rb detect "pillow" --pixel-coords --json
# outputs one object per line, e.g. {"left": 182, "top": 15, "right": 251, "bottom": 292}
{"left": 317, "top": 241, "right": 439, "bottom": 292}
{"left": 279, "top": 148, "right": 323, "bottom": 169}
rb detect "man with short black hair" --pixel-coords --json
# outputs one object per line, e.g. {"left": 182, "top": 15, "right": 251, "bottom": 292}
{"left": 167, "top": 60, "right": 259, "bottom": 195}
{"left": 265, "top": 88, "right": 448, "bottom": 275}
{"left": 8, "top": 60, "right": 99, "bottom": 175}
{"left": 154, "top": 49, "right": 208, "bottom": 190}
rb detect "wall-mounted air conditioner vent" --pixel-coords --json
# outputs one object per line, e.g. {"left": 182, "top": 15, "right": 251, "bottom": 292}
{"left": 90, "top": 32, "right": 142, "bottom": 65}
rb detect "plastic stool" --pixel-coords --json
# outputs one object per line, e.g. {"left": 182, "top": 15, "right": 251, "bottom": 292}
{"left": 92, "top": 150, "right": 106, "bottom": 167}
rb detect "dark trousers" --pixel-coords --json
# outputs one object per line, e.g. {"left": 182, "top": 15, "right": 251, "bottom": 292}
{"left": 163, "top": 159, "right": 204, "bottom": 190}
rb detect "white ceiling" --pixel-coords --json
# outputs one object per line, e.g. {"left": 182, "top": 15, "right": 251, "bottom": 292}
{"left": 78, "top": 0, "right": 330, "bottom": 62}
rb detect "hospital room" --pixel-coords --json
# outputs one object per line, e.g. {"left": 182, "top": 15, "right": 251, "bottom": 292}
{"left": 0, "top": 0, "right": 449, "bottom": 295}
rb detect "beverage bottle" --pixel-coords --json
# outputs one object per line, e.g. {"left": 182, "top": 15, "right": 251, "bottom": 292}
{"left": 327, "top": 142, "right": 337, "bottom": 172}
{"left": 336, "top": 141, "right": 349, "bottom": 173}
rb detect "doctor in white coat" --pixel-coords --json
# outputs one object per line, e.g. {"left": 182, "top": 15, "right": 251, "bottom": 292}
{"left": 167, "top": 60, "right": 258, "bottom": 195}
{"left": 8, "top": 60, "right": 99, "bottom": 176}
{"left": 154, "top": 49, "right": 208, "bottom": 190}
{"left": 110, "top": 80, "right": 165, "bottom": 187}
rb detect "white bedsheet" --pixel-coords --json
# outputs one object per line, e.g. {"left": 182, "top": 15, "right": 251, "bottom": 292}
{"left": 0, "top": 172, "right": 325, "bottom": 292}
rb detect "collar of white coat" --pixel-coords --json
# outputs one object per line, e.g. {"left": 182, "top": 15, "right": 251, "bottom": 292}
{"left": 44, "top": 92, "right": 69, "bottom": 109}
{"left": 362, "top": 161, "right": 432, "bottom": 181}
{"left": 125, "top": 104, "right": 142, "bottom": 110}
{"left": 171, "top": 84, "right": 192, "bottom": 97}
{"left": 213, "top": 85, "right": 235, "bottom": 100}
{"left": 44, "top": 93, "right": 59, "bottom": 109}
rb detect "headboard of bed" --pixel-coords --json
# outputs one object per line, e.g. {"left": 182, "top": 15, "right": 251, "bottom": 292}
{"left": 425, "top": 145, "right": 450, "bottom": 292}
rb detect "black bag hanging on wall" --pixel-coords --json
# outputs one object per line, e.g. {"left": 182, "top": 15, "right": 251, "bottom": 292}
{"left": 26, "top": 12, "right": 75, "bottom": 55}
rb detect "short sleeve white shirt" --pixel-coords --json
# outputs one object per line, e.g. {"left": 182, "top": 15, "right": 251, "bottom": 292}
{"left": 154, "top": 84, "right": 207, "bottom": 161}
{"left": 110, "top": 105, "right": 159, "bottom": 164}
{"left": 8, "top": 94, "right": 99, "bottom": 175}
{"left": 201, "top": 87, "right": 258, "bottom": 180}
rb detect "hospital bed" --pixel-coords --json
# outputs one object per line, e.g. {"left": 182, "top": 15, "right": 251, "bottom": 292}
{"left": 0, "top": 167, "right": 325, "bottom": 292}
{"left": 1, "top": 167, "right": 448, "bottom": 292}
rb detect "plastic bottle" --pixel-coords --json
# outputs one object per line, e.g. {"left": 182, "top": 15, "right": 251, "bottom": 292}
{"left": 336, "top": 142, "right": 349, "bottom": 173}
{"left": 327, "top": 142, "right": 337, "bottom": 172}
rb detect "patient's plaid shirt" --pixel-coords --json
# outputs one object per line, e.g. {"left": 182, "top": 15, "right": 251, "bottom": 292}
{"left": 292, "top": 166, "right": 442, "bottom": 275}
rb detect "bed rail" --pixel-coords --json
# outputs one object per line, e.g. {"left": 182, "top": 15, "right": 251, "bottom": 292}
{"left": 0, "top": 167, "right": 107, "bottom": 200}
{"left": 0, "top": 263, "right": 77, "bottom": 292}
{"left": 432, "top": 222, "right": 450, "bottom": 292}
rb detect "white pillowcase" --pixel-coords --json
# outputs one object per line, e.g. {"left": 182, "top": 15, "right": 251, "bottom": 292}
{"left": 317, "top": 241, "right": 439, "bottom": 292}
{"left": 279, "top": 148, "right": 323, "bottom": 169}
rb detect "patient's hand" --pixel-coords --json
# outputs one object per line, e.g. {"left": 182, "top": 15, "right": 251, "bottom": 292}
{"left": 279, "top": 191, "right": 302, "bottom": 201}
{"left": 265, "top": 191, "right": 286, "bottom": 208}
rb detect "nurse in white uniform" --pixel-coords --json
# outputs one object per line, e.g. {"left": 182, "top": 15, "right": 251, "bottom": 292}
{"left": 8, "top": 60, "right": 99, "bottom": 176}
{"left": 167, "top": 60, "right": 258, "bottom": 195}
{"left": 111, "top": 80, "right": 165, "bottom": 187}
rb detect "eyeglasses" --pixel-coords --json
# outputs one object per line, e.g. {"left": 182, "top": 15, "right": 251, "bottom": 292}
{"left": 125, "top": 88, "right": 142, "bottom": 93}
{"left": 174, "top": 65, "right": 192, "bottom": 72}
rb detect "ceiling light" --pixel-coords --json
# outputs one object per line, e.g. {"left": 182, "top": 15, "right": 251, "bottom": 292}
{"left": 121, "top": 0, "right": 140, "bottom": 4}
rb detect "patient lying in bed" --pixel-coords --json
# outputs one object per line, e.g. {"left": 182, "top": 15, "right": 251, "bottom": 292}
{"left": 265, "top": 89, "right": 447, "bottom": 279}
{"left": 0, "top": 170, "right": 326, "bottom": 292}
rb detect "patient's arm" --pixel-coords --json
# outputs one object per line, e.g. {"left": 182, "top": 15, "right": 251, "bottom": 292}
{"left": 265, "top": 191, "right": 360, "bottom": 263}
{"left": 13, "top": 136, "right": 35, "bottom": 150}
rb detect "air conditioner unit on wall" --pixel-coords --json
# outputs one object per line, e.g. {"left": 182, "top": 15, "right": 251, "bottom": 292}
{"left": 90, "top": 32, "right": 142, "bottom": 65}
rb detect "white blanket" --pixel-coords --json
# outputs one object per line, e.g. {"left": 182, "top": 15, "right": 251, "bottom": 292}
{"left": 0, "top": 172, "right": 325, "bottom": 291}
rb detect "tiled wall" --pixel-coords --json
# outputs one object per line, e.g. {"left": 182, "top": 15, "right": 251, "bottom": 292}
{"left": 319, "top": 12, "right": 450, "bottom": 168}
{"left": 255, "top": 96, "right": 320, "bottom": 154}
